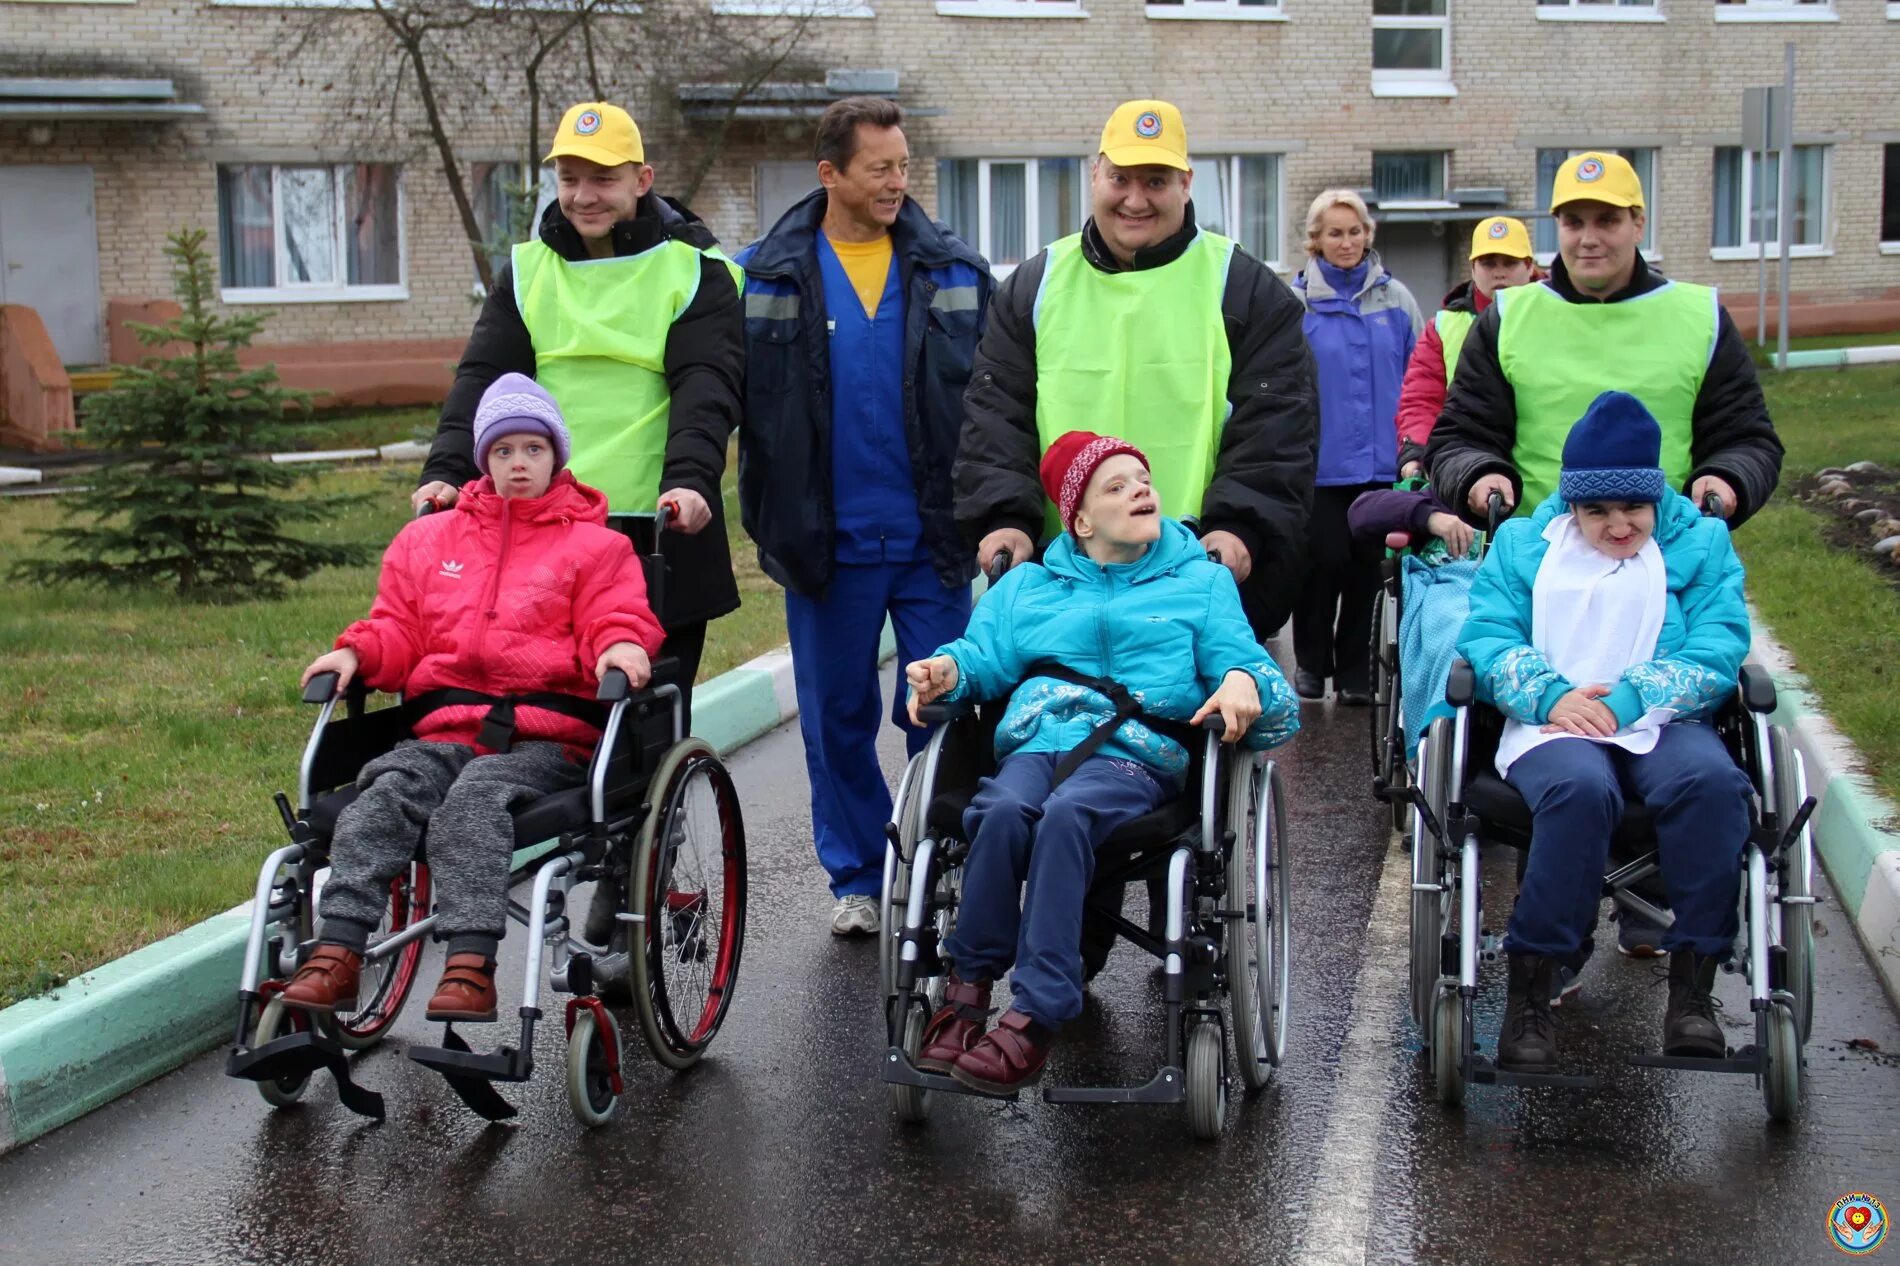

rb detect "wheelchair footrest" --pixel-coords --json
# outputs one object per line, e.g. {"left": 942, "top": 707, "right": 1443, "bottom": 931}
{"left": 227, "top": 1029, "right": 387, "bottom": 1121}
{"left": 1043, "top": 1066, "right": 1185, "bottom": 1105}
{"left": 881, "top": 1046, "right": 1020, "bottom": 1102}
{"left": 1468, "top": 1055, "right": 1597, "bottom": 1090}
{"left": 1627, "top": 1048, "right": 1762, "bottom": 1076}
{"left": 407, "top": 1027, "right": 528, "bottom": 1121}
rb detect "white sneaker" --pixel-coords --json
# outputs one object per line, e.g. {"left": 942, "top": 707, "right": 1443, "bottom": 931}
{"left": 830, "top": 894, "right": 880, "bottom": 937}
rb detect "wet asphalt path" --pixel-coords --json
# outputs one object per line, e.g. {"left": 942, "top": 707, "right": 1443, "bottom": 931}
{"left": 2, "top": 640, "right": 1898, "bottom": 1266}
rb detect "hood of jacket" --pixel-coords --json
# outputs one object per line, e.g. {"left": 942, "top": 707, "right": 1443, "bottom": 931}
{"left": 1295, "top": 249, "right": 1394, "bottom": 305}
{"left": 1039, "top": 515, "right": 1207, "bottom": 586}
{"left": 741, "top": 188, "right": 983, "bottom": 278}
{"left": 454, "top": 469, "right": 611, "bottom": 528}
{"left": 535, "top": 191, "right": 719, "bottom": 263}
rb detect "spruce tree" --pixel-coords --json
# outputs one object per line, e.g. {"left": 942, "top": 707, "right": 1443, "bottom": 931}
{"left": 14, "top": 228, "right": 370, "bottom": 601}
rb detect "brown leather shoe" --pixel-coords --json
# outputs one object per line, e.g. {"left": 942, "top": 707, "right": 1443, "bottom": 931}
{"left": 280, "top": 945, "right": 362, "bottom": 1014}
{"left": 949, "top": 1008, "right": 1053, "bottom": 1096}
{"left": 425, "top": 953, "right": 498, "bottom": 1023}
{"left": 915, "top": 976, "right": 993, "bottom": 1073}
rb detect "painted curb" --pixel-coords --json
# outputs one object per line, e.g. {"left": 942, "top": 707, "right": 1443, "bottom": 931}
{"left": 1752, "top": 627, "right": 1900, "bottom": 1008}
{"left": 0, "top": 629, "right": 894, "bottom": 1156}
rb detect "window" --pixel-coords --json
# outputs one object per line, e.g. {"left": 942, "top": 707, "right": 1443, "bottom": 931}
{"left": 217, "top": 163, "right": 404, "bottom": 301}
{"left": 934, "top": 0, "right": 1085, "bottom": 16}
{"left": 470, "top": 162, "right": 556, "bottom": 283}
{"left": 1189, "top": 154, "right": 1285, "bottom": 266}
{"left": 1146, "top": 0, "right": 1282, "bottom": 19}
{"left": 1711, "top": 145, "right": 1828, "bottom": 256}
{"left": 1372, "top": 151, "right": 1448, "bottom": 205}
{"left": 1715, "top": 0, "right": 1836, "bottom": 19}
{"left": 710, "top": 0, "right": 874, "bottom": 15}
{"left": 1371, "top": 0, "right": 1453, "bottom": 96}
{"left": 1883, "top": 144, "right": 1900, "bottom": 248}
{"left": 1534, "top": 148, "right": 1659, "bottom": 257}
{"left": 937, "top": 158, "right": 1086, "bottom": 273}
{"left": 1535, "top": 0, "right": 1662, "bottom": 19}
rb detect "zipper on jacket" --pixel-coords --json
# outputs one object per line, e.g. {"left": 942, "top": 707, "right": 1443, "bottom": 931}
{"left": 476, "top": 503, "right": 514, "bottom": 672}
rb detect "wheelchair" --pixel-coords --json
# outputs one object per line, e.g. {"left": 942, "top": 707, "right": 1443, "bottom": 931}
{"left": 224, "top": 509, "right": 746, "bottom": 1128}
{"left": 878, "top": 671, "right": 1291, "bottom": 1140}
{"left": 1408, "top": 658, "right": 1817, "bottom": 1122}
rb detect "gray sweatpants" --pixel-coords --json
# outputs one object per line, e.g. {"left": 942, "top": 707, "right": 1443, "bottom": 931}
{"left": 319, "top": 739, "right": 582, "bottom": 958}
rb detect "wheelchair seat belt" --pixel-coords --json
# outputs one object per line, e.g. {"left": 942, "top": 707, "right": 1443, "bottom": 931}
{"left": 403, "top": 688, "right": 610, "bottom": 754}
{"left": 1021, "top": 661, "right": 1157, "bottom": 789}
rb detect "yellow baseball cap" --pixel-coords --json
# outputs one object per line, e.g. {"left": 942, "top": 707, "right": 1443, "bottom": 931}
{"left": 1098, "top": 100, "right": 1189, "bottom": 172}
{"left": 544, "top": 102, "right": 645, "bottom": 168}
{"left": 1548, "top": 151, "right": 1644, "bottom": 213}
{"left": 1469, "top": 216, "right": 1533, "bottom": 261}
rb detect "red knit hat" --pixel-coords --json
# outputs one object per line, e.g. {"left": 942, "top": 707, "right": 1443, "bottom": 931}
{"left": 1039, "top": 431, "right": 1150, "bottom": 532}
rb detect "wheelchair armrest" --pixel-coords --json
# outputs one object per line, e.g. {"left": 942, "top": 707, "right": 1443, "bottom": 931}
{"left": 1738, "top": 663, "right": 1777, "bottom": 714}
{"left": 303, "top": 672, "right": 340, "bottom": 704}
{"left": 916, "top": 698, "right": 975, "bottom": 726}
{"left": 596, "top": 657, "right": 681, "bottom": 703}
{"left": 1446, "top": 659, "right": 1476, "bottom": 708}
{"left": 1201, "top": 715, "right": 1227, "bottom": 739}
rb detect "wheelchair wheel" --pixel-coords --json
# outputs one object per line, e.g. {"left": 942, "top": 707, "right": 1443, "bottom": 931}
{"left": 1430, "top": 986, "right": 1465, "bottom": 1107}
{"left": 1370, "top": 590, "right": 1409, "bottom": 833}
{"left": 1185, "top": 1019, "right": 1227, "bottom": 1141}
{"left": 1768, "top": 727, "right": 1816, "bottom": 1044}
{"left": 1229, "top": 759, "right": 1290, "bottom": 1085}
{"left": 880, "top": 754, "right": 927, "bottom": 1009}
{"left": 332, "top": 862, "right": 430, "bottom": 1051}
{"left": 889, "top": 853, "right": 962, "bottom": 1123}
{"left": 631, "top": 741, "right": 747, "bottom": 1071}
{"left": 252, "top": 997, "right": 312, "bottom": 1108}
{"left": 1410, "top": 724, "right": 1453, "bottom": 1036}
{"left": 566, "top": 1007, "right": 620, "bottom": 1128}
{"left": 1760, "top": 1000, "right": 1803, "bottom": 1123}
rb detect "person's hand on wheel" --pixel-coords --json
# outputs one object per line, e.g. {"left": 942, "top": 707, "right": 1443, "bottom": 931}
{"left": 658, "top": 488, "right": 712, "bottom": 534}
{"left": 904, "top": 656, "right": 960, "bottom": 726}
{"left": 1689, "top": 474, "right": 1737, "bottom": 520}
{"left": 595, "top": 642, "right": 653, "bottom": 689}
{"left": 1468, "top": 473, "right": 1515, "bottom": 519}
{"left": 412, "top": 481, "right": 458, "bottom": 514}
{"left": 1198, "top": 530, "right": 1253, "bottom": 583}
{"left": 1190, "top": 670, "right": 1262, "bottom": 744}
{"left": 977, "top": 528, "right": 1033, "bottom": 572}
{"left": 301, "top": 646, "right": 360, "bottom": 692}
{"left": 1542, "top": 683, "right": 1618, "bottom": 737}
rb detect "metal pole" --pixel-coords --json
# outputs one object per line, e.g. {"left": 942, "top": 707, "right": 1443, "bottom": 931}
{"left": 1775, "top": 42, "right": 1795, "bottom": 372}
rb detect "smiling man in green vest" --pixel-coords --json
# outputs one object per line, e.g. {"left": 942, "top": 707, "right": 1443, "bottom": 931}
{"left": 1426, "top": 151, "right": 1782, "bottom": 528}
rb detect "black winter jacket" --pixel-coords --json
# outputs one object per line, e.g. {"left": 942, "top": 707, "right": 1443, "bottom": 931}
{"left": 735, "top": 190, "right": 994, "bottom": 597}
{"left": 421, "top": 194, "right": 745, "bottom": 627}
{"left": 1424, "top": 254, "right": 1783, "bottom": 527}
{"left": 953, "top": 205, "right": 1319, "bottom": 635}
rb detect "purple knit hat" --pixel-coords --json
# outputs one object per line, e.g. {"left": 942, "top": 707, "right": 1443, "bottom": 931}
{"left": 473, "top": 373, "right": 572, "bottom": 472}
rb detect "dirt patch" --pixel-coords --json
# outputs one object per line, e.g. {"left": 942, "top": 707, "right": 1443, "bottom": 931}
{"left": 1796, "top": 462, "right": 1900, "bottom": 591}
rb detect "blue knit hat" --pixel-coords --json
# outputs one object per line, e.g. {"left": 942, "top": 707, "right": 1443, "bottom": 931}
{"left": 1559, "top": 391, "right": 1665, "bottom": 505}
{"left": 473, "top": 373, "right": 572, "bottom": 472}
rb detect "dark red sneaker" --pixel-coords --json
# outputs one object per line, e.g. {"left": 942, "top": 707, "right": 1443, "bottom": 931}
{"left": 915, "top": 976, "right": 993, "bottom": 1073}
{"left": 949, "top": 1008, "right": 1053, "bottom": 1096}
{"left": 280, "top": 944, "right": 362, "bottom": 1014}
{"left": 425, "top": 953, "right": 498, "bottom": 1023}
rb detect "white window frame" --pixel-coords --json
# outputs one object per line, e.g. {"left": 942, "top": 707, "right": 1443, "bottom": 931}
{"left": 468, "top": 161, "right": 558, "bottom": 295}
{"left": 1190, "top": 153, "right": 1288, "bottom": 269}
{"left": 1371, "top": 0, "right": 1455, "bottom": 98}
{"left": 1714, "top": 0, "right": 1837, "bottom": 22}
{"left": 1709, "top": 144, "right": 1831, "bottom": 261}
{"left": 935, "top": 0, "right": 1085, "bottom": 17}
{"left": 1145, "top": 0, "right": 1284, "bottom": 21}
{"left": 1371, "top": 151, "right": 1453, "bottom": 210}
{"left": 958, "top": 158, "right": 1087, "bottom": 276}
{"left": 1532, "top": 147, "right": 1661, "bottom": 263}
{"left": 1890, "top": 1, "right": 1900, "bottom": 19}
{"left": 1535, "top": 0, "right": 1664, "bottom": 22}
{"left": 219, "top": 164, "right": 408, "bottom": 304}
{"left": 710, "top": 0, "right": 873, "bottom": 15}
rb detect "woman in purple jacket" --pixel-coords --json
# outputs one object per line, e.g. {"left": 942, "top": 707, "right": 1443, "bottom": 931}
{"left": 1290, "top": 190, "right": 1424, "bottom": 704}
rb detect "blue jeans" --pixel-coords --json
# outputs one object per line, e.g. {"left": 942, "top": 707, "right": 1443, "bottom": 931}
{"left": 786, "top": 559, "right": 971, "bottom": 898}
{"left": 942, "top": 752, "right": 1167, "bottom": 1029}
{"left": 1504, "top": 722, "right": 1752, "bottom": 961}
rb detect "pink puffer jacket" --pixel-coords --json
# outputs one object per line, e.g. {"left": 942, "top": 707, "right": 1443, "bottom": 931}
{"left": 337, "top": 471, "right": 665, "bottom": 755}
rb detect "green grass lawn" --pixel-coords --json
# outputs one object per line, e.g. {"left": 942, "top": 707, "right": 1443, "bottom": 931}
{"left": 1739, "top": 362, "right": 1900, "bottom": 806}
{"left": 0, "top": 459, "right": 784, "bottom": 1007}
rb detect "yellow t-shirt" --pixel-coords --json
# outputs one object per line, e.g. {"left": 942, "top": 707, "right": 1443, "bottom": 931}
{"left": 824, "top": 231, "right": 893, "bottom": 319}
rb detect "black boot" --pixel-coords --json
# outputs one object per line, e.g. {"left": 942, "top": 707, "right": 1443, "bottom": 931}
{"left": 1662, "top": 951, "right": 1725, "bottom": 1057}
{"left": 1497, "top": 953, "right": 1559, "bottom": 1072}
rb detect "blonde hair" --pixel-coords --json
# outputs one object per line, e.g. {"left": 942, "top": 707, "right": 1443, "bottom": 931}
{"left": 1304, "top": 189, "right": 1375, "bottom": 257}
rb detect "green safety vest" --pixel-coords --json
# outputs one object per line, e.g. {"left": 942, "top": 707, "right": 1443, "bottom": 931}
{"left": 512, "top": 238, "right": 742, "bottom": 511}
{"left": 1435, "top": 308, "right": 1475, "bottom": 386}
{"left": 1031, "top": 229, "right": 1235, "bottom": 537}
{"left": 1494, "top": 279, "right": 1716, "bottom": 513}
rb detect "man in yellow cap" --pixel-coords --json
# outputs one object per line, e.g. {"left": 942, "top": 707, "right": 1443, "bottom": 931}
{"left": 1426, "top": 151, "right": 1781, "bottom": 527}
{"left": 1394, "top": 216, "right": 1537, "bottom": 478}
{"left": 955, "top": 99, "right": 1317, "bottom": 642}
{"left": 414, "top": 102, "right": 745, "bottom": 979}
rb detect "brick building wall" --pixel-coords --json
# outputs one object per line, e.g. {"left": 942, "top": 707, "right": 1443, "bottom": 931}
{"left": 2, "top": 0, "right": 1897, "bottom": 355}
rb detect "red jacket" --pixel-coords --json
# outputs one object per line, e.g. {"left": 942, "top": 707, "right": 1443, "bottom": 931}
{"left": 1395, "top": 282, "right": 1494, "bottom": 456}
{"left": 337, "top": 471, "right": 665, "bottom": 756}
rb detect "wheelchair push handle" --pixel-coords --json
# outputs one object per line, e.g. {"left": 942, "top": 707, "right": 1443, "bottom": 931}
{"left": 653, "top": 499, "right": 679, "bottom": 533}
{"left": 985, "top": 550, "right": 1012, "bottom": 584}
{"left": 1701, "top": 491, "right": 1724, "bottom": 518}
{"left": 1485, "top": 489, "right": 1507, "bottom": 537}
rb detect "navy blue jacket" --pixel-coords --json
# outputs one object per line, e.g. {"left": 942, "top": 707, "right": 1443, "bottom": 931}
{"left": 736, "top": 191, "right": 993, "bottom": 597}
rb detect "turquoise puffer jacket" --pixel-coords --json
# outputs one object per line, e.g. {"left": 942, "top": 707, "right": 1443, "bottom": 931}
{"left": 1456, "top": 490, "right": 1750, "bottom": 727}
{"left": 934, "top": 517, "right": 1300, "bottom": 778}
